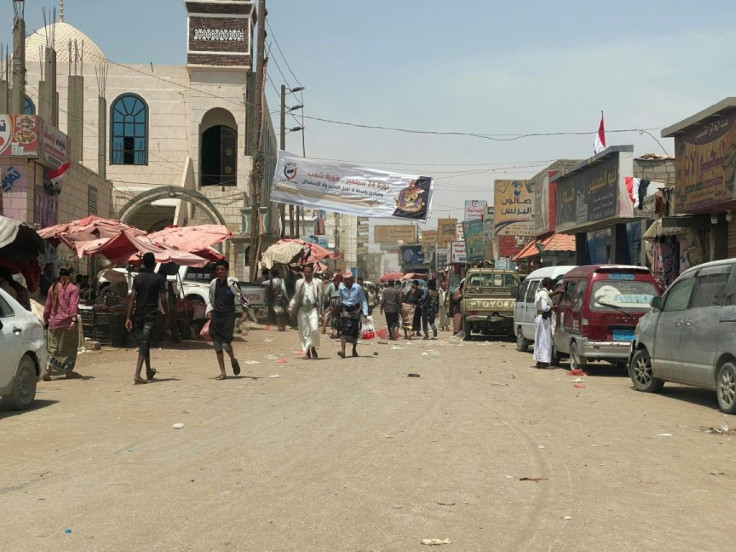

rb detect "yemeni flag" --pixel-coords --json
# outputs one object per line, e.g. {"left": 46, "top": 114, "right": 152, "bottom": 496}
{"left": 49, "top": 162, "right": 70, "bottom": 186}
{"left": 594, "top": 112, "right": 606, "bottom": 154}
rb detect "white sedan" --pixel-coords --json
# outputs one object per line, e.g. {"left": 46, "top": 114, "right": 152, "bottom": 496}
{"left": 0, "top": 287, "right": 47, "bottom": 410}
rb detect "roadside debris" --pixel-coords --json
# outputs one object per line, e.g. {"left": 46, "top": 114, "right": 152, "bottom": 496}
{"left": 519, "top": 477, "right": 547, "bottom": 482}
{"left": 421, "top": 538, "right": 451, "bottom": 546}
{"left": 657, "top": 433, "right": 673, "bottom": 437}
{"left": 269, "top": 374, "right": 280, "bottom": 378}
{"left": 701, "top": 425, "right": 735, "bottom": 435}
{"left": 566, "top": 369, "right": 587, "bottom": 376}
{"left": 172, "top": 423, "right": 184, "bottom": 429}
{"left": 408, "top": 373, "right": 421, "bottom": 378}
{"left": 436, "top": 502, "right": 456, "bottom": 506}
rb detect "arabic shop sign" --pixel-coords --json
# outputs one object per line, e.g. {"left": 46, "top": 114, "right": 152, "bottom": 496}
{"left": 494, "top": 179, "right": 535, "bottom": 236}
{"left": 674, "top": 110, "right": 736, "bottom": 214}
{"left": 462, "top": 219, "right": 485, "bottom": 263}
{"left": 555, "top": 150, "right": 634, "bottom": 233}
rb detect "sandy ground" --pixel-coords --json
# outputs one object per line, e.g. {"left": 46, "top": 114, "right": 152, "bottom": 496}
{"left": 2, "top": 324, "right": 736, "bottom": 552}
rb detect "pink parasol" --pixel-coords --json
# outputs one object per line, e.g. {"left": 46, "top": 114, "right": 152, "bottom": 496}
{"left": 38, "top": 215, "right": 146, "bottom": 247}
{"left": 279, "top": 238, "right": 338, "bottom": 261}
{"left": 147, "top": 225, "right": 232, "bottom": 253}
{"left": 72, "top": 229, "right": 210, "bottom": 267}
{"left": 380, "top": 272, "right": 405, "bottom": 283}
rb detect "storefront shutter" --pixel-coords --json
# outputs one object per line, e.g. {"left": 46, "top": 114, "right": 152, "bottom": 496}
{"left": 727, "top": 220, "right": 736, "bottom": 258}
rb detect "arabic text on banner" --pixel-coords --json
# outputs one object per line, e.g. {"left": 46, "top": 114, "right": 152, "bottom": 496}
{"left": 494, "top": 180, "right": 535, "bottom": 236}
{"left": 271, "top": 151, "right": 434, "bottom": 222}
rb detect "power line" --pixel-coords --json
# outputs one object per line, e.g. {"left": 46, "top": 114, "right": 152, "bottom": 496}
{"left": 265, "top": 20, "right": 303, "bottom": 88}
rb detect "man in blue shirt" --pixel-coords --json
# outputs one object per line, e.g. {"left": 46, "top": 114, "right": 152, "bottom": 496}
{"left": 337, "top": 273, "right": 368, "bottom": 358}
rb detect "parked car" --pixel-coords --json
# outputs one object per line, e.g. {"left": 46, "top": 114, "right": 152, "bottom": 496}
{"left": 97, "top": 264, "right": 266, "bottom": 309}
{"left": 553, "top": 265, "right": 660, "bottom": 370}
{"left": 0, "top": 287, "right": 47, "bottom": 410}
{"left": 629, "top": 259, "right": 736, "bottom": 413}
{"left": 459, "top": 268, "right": 520, "bottom": 340}
{"left": 514, "top": 265, "right": 575, "bottom": 355}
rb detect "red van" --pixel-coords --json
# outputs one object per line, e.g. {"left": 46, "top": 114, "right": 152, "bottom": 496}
{"left": 552, "top": 265, "right": 661, "bottom": 370}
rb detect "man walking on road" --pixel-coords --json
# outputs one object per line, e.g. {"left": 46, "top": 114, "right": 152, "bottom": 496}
{"left": 337, "top": 273, "right": 368, "bottom": 358}
{"left": 289, "top": 264, "right": 323, "bottom": 360}
{"left": 380, "top": 279, "right": 402, "bottom": 340}
{"left": 126, "top": 253, "right": 168, "bottom": 385}
{"left": 420, "top": 279, "right": 440, "bottom": 340}
{"left": 206, "top": 259, "right": 250, "bottom": 380}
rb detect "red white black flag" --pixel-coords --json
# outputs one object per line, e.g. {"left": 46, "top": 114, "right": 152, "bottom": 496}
{"left": 594, "top": 112, "right": 606, "bottom": 154}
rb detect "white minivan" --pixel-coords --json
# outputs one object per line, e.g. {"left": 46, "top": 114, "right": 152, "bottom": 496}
{"left": 514, "top": 266, "right": 575, "bottom": 355}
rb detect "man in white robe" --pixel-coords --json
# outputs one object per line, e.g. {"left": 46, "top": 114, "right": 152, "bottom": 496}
{"left": 289, "top": 265, "right": 323, "bottom": 360}
{"left": 533, "top": 277, "right": 557, "bottom": 369}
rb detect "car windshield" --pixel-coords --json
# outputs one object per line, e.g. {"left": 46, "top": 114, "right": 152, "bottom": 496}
{"left": 467, "top": 273, "right": 517, "bottom": 287}
{"left": 589, "top": 279, "right": 657, "bottom": 312}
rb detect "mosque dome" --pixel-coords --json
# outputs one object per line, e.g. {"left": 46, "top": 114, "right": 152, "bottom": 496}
{"left": 25, "top": 22, "right": 106, "bottom": 64}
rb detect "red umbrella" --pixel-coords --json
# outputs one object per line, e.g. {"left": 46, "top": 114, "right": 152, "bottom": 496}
{"left": 279, "top": 238, "right": 338, "bottom": 261}
{"left": 380, "top": 272, "right": 404, "bottom": 283}
{"left": 147, "top": 225, "right": 232, "bottom": 253}
{"left": 73, "top": 229, "right": 210, "bottom": 267}
{"left": 39, "top": 215, "right": 146, "bottom": 247}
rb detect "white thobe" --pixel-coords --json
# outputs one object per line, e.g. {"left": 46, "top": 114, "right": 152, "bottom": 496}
{"left": 298, "top": 280, "right": 321, "bottom": 351}
{"left": 533, "top": 289, "right": 552, "bottom": 363}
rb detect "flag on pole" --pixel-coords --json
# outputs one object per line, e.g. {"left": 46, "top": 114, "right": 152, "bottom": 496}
{"left": 594, "top": 112, "right": 606, "bottom": 154}
{"left": 49, "top": 162, "right": 70, "bottom": 186}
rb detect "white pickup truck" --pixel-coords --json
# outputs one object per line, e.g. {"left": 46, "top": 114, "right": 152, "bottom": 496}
{"left": 97, "top": 264, "right": 266, "bottom": 310}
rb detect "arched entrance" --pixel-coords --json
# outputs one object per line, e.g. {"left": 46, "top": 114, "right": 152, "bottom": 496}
{"left": 118, "top": 186, "right": 227, "bottom": 227}
{"left": 200, "top": 108, "right": 238, "bottom": 187}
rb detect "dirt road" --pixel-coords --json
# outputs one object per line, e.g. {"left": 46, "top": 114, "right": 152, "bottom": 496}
{"left": 2, "top": 326, "right": 735, "bottom": 551}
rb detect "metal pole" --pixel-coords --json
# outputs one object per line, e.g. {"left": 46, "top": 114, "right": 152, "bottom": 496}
{"left": 279, "top": 84, "right": 286, "bottom": 238}
{"left": 248, "top": 0, "right": 267, "bottom": 282}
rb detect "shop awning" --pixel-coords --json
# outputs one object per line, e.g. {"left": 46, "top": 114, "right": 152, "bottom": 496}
{"left": 512, "top": 233, "right": 576, "bottom": 261}
{"left": 513, "top": 240, "right": 540, "bottom": 261}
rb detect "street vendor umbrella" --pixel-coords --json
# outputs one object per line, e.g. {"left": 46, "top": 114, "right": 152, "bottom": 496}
{"left": 280, "top": 238, "right": 337, "bottom": 261}
{"left": 261, "top": 241, "right": 309, "bottom": 269}
{"left": 72, "top": 229, "right": 210, "bottom": 267}
{"left": 379, "top": 271, "right": 404, "bottom": 284}
{"left": 0, "top": 215, "right": 47, "bottom": 261}
{"left": 148, "top": 225, "right": 232, "bottom": 253}
{"left": 38, "top": 215, "right": 146, "bottom": 247}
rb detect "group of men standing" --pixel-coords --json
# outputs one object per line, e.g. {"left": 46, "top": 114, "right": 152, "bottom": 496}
{"left": 379, "top": 279, "right": 442, "bottom": 340}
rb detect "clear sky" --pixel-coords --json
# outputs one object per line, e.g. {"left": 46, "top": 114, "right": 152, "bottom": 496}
{"left": 2, "top": 0, "right": 736, "bottom": 226}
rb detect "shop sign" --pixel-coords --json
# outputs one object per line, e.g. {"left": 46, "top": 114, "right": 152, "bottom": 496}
{"left": 533, "top": 171, "right": 558, "bottom": 235}
{"left": 2, "top": 163, "right": 23, "bottom": 193}
{"left": 421, "top": 230, "right": 437, "bottom": 245}
{"left": 674, "top": 111, "right": 736, "bottom": 213}
{"left": 34, "top": 188, "right": 58, "bottom": 229}
{"left": 0, "top": 114, "right": 70, "bottom": 168}
{"left": 464, "top": 199, "right": 486, "bottom": 221}
{"left": 436, "top": 218, "right": 456, "bottom": 247}
{"left": 494, "top": 179, "right": 535, "bottom": 236}
{"left": 497, "top": 235, "right": 521, "bottom": 258}
{"left": 555, "top": 151, "right": 634, "bottom": 233}
{"left": 455, "top": 222, "right": 464, "bottom": 241}
{"left": 374, "top": 225, "right": 416, "bottom": 244}
{"left": 462, "top": 219, "right": 485, "bottom": 263}
{"left": 450, "top": 241, "right": 467, "bottom": 264}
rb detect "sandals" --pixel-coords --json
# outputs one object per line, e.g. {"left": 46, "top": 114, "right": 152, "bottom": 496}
{"left": 311, "top": 348, "right": 318, "bottom": 359}
{"left": 134, "top": 377, "right": 148, "bottom": 385}
{"left": 65, "top": 371, "right": 82, "bottom": 379}
{"left": 232, "top": 361, "right": 241, "bottom": 376}
{"left": 337, "top": 351, "right": 346, "bottom": 359}
{"left": 42, "top": 373, "right": 51, "bottom": 382}
{"left": 146, "top": 368, "right": 157, "bottom": 381}
{"left": 215, "top": 374, "right": 227, "bottom": 380}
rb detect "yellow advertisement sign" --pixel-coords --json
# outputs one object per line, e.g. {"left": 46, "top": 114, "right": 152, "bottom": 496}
{"left": 675, "top": 111, "right": 736, "bottom": 213}
{"left": 421, "top": 230, "right": 437, "bottom": 245}
{"left": 374, "top": 225, "right": 416, "bottom": 244}
{"left": 436, "top": 218, "right": 457, "bottom": 247}
{"left": 494, "top": 179, "right": 535, "bottom": 236}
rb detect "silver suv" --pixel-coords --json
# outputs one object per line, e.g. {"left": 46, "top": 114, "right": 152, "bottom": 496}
{"left": 629, "top": 259, "right": 736, "bottom": 413}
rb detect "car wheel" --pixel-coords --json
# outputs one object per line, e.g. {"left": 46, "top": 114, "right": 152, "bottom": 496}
{"left": 1, "top": 355, "right": 37, "bottom": 410}
{"left": 629, "top": 348, "right": 664, "bottom": 393}
{"left": 462, "top": 317, "right": 471, "bottom": 341}
{"left": 516, "top": 327, "right": 529, "bottom": 352}
{"left": 569, "top": 341, "right": 587, "bottom": 371}
{"left": 716, "top": 361, "right": 736, "bottom": 414}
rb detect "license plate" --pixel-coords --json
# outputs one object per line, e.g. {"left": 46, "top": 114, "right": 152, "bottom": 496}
{"left": 613, "top": 329, "right": 636, "bottom": 341}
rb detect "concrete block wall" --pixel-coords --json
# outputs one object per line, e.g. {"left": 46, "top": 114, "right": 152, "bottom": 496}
{"left": 634, "top": 158, "right": 675, "bottom": 185}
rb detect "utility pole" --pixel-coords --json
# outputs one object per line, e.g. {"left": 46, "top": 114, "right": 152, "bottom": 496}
{"left": 280, "top": 84, "right": 287, "bottom": 238}
{"left": 248, "top": 0, "right": 266, "bottom": 281}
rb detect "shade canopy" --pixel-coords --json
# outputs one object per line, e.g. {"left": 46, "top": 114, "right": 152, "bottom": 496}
{"left": 379, "top": 272, "right": 404, "bottom": 283}
{"left": 261, "top": 238, "right": 338, "bottom": 269}
{"left": 147, "top": 225, "right": 231, "bottom": 258}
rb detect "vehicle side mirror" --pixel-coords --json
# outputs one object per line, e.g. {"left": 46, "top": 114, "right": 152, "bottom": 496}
{"left": 651, "top": 296, "right": 663, "bottom": 310}
{"left": 511, "top": 287, "right": 519, "bottom": 299}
